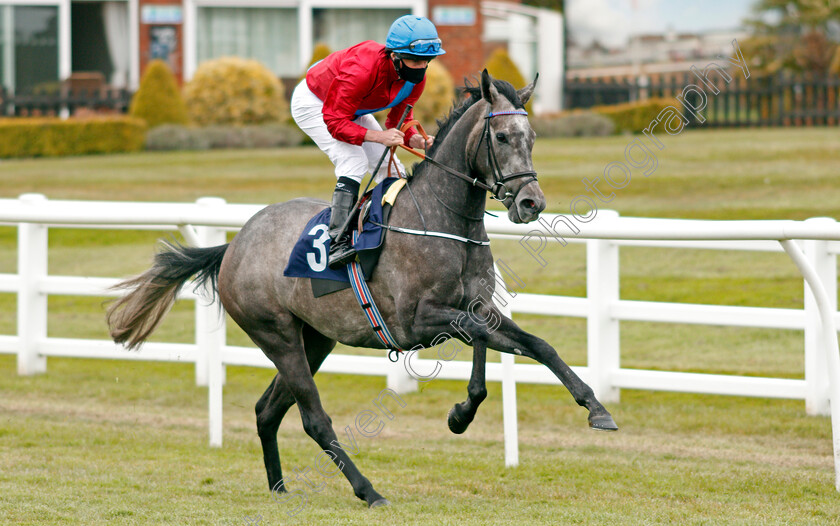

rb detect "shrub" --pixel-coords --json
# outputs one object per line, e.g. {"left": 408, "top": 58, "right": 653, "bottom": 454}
{"left": 485, "top": 48, "right": 531, "bottom": 113}
{"left": 144, "top": 124, "right": 303, "bottom": 151}
{"left": 531, "top": 111, "right": 615, "bottom": 138}
{"left": 299, "top": 43, "right": 333, "bottom": 82}
{"left": 194, "top": 126, "right": 249, "bottom": 149}
{"left": 184, "top": 57, "right": 288, "bottom": 126}
{"left": 830, "top": 46, "right": 840, "bottom": 76}
{"left": 144, "top": 124, "right": 210, "bottom": 151}
{"left": 129, "top": 60, "right": 189, "bottom": 128}
{"left": 241, "top": 124, "right": 304, "bottom": 148}
{"left": 413, "top": 60, "right": 456, "bottom": 127}
{"left": 0, "top": 116, "right": 147, "bottom": 158}
{"left": 592, "top": 98, "right": 679, "bottom": 133}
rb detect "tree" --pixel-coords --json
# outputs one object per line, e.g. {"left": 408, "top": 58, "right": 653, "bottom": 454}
{"left": 743, "top": 0, "right": 840, "bottom": 73}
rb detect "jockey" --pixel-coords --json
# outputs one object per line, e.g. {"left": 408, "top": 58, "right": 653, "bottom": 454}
{"left": 291, "top": 15, "right": 446, "bottom": 269}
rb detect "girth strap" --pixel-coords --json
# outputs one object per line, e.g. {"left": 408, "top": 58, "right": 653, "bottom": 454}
{"left": 347, "top": 232, "right": 404, "bottom": 362}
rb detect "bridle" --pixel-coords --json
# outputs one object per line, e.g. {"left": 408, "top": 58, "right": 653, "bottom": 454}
{"left": 393, "top": 107, "right": 538, "bottom": 203}
{"left": 369, "top": 105, "right": 540, "bottom": 256}
{"left": 470, "top": 110, "right": 538, "bottom": 202}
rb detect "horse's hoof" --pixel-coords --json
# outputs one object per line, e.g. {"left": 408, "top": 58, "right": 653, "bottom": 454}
{"left": 447, "top": 406, "right": 469, "bottom": 434}
{"left": 369, "top": 498, "right": 390, "bottom": 508}
{"left": 589, "top": 413, "right": 618, "bottom": 431}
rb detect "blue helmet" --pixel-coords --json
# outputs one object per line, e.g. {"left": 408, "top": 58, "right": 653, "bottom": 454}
{"left": 385, "top": 15, "right": 446, "bottom": 58}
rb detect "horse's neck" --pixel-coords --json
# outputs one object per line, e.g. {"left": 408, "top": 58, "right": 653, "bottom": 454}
{"left": 399, "top": 114, "right": 487, "bottom": 234}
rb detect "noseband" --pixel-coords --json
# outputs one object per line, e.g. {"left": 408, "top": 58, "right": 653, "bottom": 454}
{"left": 471, "top": 110, "right": 538, "bottom": 201}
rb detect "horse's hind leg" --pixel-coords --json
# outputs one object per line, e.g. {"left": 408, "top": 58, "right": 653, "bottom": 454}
{"left": 250, "top": 322, "right": 387, "bottom": 508}
{"left": 447, "top": 341, "right": 487, "bottom": 434}
{"left": 256, "top": 375, "right": 290, "bottom": 491}
{"left": 256, "top": 325, "right": 335, "bottom": 493}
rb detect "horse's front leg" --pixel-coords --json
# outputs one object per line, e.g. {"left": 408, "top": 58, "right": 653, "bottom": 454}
{"left": 487, "top": 315, "right": 617, "bottom": 431}
{"left": 447, "top": 340, "right": 487, "bottom": 434}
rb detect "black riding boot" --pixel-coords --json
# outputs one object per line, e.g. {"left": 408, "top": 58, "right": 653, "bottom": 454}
{"left": 327, "top": 180, "right": 359, "bottom": 269}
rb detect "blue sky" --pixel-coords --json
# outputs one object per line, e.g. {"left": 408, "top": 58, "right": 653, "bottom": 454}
{"left": 566, "top": 0, "right": 757, "bottom": 47}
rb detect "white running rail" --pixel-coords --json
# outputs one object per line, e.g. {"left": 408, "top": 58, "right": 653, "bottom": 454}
{"left": 2, "top": 194, "right": 840, "bottom": 490}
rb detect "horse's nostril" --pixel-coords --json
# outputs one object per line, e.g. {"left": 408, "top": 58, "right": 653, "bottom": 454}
{"left": 521, "top": 199, "right": 536, "bottom": 210}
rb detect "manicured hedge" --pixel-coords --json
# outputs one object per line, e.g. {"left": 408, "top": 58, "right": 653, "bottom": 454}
{"left": 144, "top": 123, "right": 304, "bottom": 151}
{"left": 592, "top": 98, "right": 679, "bottom": 133}
{"left": 0, "top": 116, "right": 147, "bottom": 158}
{"left": 531, "top": 111, "right": 615, "bottom": 137}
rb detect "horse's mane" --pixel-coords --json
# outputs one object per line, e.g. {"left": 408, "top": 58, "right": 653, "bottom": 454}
{"left": 426, "top": 78, "right": 524, "bottom": 158}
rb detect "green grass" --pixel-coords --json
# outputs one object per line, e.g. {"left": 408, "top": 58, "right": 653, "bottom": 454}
{"left": 2, "top": 129, "right": 840, "bottom": 524}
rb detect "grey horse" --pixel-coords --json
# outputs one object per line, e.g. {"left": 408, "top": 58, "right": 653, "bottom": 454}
{"left": 106, "top": 70, "right": 618, "bottom": 509}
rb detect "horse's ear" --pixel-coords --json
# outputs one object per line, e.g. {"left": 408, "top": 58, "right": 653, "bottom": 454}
{"left": 480, "top": 69, "right": 499, "bottom": 104}
{"left": 517, "top": 73, "right": 539, "bottom": 106}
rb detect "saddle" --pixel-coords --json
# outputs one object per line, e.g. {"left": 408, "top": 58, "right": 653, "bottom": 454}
{"left": 283, "top": 177, "right": 407, "bottom": 297}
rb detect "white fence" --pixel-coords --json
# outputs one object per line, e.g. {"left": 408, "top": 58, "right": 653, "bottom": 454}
{"left": 2, "top": 194, "right": 840, "bottom": 490}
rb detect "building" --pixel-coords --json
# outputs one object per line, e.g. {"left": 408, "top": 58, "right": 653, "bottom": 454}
{"left": 0, "top": 0, "right": 562, "bottom": 113}
{"left": 567, "top": 28, "right": 748, "bottom": 80}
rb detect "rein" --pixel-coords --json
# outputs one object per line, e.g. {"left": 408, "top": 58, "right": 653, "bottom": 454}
{"left": 392, "top": 109, "right": 537, "bottom": 202}
{"left": 374, "top": 108, "right": 537, "bottom": 246}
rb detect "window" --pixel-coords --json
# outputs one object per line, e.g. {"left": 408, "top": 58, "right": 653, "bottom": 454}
{"left": 13, "top": 5, "right": 59, "bottom": 93}
{"left": 313, "top": 8, "right": 409, "bottom": 52}
{"left": 197, "top": 7, "right": 299, "bottom": 77}
{"left": 0, "top": 6, "right": 6, "bottom": 91}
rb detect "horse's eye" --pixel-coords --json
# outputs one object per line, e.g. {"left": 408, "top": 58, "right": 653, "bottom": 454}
{"left": 495, "top": 132, "right": 508, "bottom": 143}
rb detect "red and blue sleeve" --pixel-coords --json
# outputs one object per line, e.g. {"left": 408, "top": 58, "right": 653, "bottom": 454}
{"left": 320, "top": 55, "right": 373, "bottom": 146}
{"left": 385, "top": 78, "right": 426, "bottom": 146}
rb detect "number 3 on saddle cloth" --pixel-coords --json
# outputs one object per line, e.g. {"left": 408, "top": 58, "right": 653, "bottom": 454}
{"left": 283, "top": 177, "right": 406, "bottom": 298}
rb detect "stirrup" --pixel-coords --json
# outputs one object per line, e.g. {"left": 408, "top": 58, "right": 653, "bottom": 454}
{"left": 328, "top": 236, "right": 357, "bottom": 269}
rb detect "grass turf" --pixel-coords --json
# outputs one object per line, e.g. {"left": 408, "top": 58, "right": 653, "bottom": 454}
{"left": 1, "top": 128, "right": 840, "bottom": 524}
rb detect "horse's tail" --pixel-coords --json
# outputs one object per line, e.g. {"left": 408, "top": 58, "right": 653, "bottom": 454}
{"left": 106, "top": 241, "right": 229, "bottom": 350}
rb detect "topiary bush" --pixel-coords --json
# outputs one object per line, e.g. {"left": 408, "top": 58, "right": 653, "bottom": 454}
{"left": 184, "top": 57, "right": 288, "bottom": 126}
{"left": 299, "top": 43, "right": 333, "bottom": 82}
{"left": 485, "top": 47, "right": 532, "bottom": 113}
{"left": 129, "top": 59, "right": 189, "bottom": 128}
{"left": 0, "top": 116, "right": 147, "bottom": 158}
{"left": 413, "top": 60, "right": 456, "bottom": 127}
{"left": 531, "top": 111, "right": 616, "bottom": 137}
{"left": 591, "top": 98, "right": 680, "bottom": 133}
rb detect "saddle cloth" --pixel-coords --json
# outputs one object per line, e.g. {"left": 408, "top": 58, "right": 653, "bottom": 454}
{"left": 283, "top": 177, "right": 405, "bottom": 297}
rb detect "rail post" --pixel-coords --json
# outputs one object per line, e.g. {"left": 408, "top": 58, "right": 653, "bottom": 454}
{"left": 17, "top": 194, "right": 48, "bottom": 375}
{"left": 494, "top": 263, "right": 519, "bottom": 468}
{"left": 587, "top": 210, "right": 621, "bottom": 403}
{"left": 781, "top": 239, "right": 840, "bottom": 491}
{"left": 193, "top": 198, "right": 227, "bottom": 390}
{"left": 387, "top": 355, "right": 418, "bottom": 394}
{"left": 804, "top": 218, "right": 837, "bottom": 416}
{"left": 193, "top": 197, "right": 227, "bottom": 447}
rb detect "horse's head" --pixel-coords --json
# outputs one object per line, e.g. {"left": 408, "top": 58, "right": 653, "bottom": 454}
{"left": 467, "top": 69, "right": 546, "bottom": 224}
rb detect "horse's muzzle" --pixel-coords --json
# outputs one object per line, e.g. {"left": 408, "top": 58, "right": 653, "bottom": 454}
{"left": 509, "top": 179, "right": 546, "bottom": 223}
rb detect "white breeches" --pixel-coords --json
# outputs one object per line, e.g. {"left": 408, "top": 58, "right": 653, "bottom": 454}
{"left": 290, "top": 80, "right": 407, "bottom": 184}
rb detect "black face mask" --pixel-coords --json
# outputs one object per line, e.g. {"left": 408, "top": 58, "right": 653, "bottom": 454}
{"left": 395, "top": 58, "right": 427, "bottom": 84}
